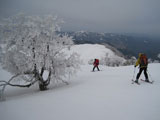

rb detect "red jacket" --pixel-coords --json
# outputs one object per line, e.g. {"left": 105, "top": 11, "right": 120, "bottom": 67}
{"left": 93, "top": 59, "right": 99, "bottom": 66}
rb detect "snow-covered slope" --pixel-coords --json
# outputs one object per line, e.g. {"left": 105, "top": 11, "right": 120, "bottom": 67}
{"left": 0, "top": 63, "right": 160, "bottom": 120}
{"left": 65, "top": 44, "right": 126, "bottom": 64}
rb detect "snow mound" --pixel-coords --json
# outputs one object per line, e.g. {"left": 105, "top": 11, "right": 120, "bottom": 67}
{"left": 66, "top": 44, "right": 125, "bottom": 64}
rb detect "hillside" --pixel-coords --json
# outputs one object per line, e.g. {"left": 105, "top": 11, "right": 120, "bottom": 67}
{"left": 65, "top": 44, "right": 126, "bottom": 65}
{"left": 0, "top": 63, "right": 160, "bottom": 120}
{"left": 0, "top": 43, "right": 160, "bottom": 120}
{"left": 59, "top": 31, "right": 160, "bottom": 60}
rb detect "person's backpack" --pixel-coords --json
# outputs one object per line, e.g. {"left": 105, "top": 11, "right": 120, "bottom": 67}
{"left": 140, "top": 54, "right": 148, "bottom": 66}
{"left": 94, "top": 59, "right": 99, "bottom": 66}
{"left": 96, "top": 59, "right": 99, "bottom": 64}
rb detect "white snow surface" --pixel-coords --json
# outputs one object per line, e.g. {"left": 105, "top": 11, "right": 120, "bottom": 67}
{"left": 65, "top": 44, "right": 125, "bottom": 64}
{"left": 0, "top": 63, "right": 160, "bottom": 120}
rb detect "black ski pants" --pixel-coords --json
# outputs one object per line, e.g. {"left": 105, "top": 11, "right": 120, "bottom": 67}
{"left": 136, "top": 67, "right": 148, "bottom": 80}
{"left": 93, "top": 66, "right": 100, "bottom": 71}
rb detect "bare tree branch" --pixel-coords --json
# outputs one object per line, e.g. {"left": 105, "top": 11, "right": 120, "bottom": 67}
{"left": 0, "top": 72, "right": 36, "bottom": 88}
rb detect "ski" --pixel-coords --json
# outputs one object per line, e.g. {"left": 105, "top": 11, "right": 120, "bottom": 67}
{"left": 140, "top": 79, "right": 154, "bottom": 84}
{"left": 131, "top": 79, "right": 140, "bottom": 85}
{"left": 91, "top": 70, "right": 101, "bottom": 72}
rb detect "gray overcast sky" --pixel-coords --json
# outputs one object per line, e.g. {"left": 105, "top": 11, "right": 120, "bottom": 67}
{"left": 0, "top": 0, "right": 160, "bottom": 36}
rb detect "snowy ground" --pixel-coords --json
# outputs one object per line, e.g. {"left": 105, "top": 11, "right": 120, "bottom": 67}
{"left": 0, "top": 63, "right": 160, "bottom": 120}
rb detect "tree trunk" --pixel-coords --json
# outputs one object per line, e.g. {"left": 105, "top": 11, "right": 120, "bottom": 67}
{"left": 34, "top": 72, "right": 47, "bottom": 91}
{"left": 35, "top": 67, "right": 51, "bottom": 91}
{"left": 39, "top": 82, "right": 47, "bottom": 91}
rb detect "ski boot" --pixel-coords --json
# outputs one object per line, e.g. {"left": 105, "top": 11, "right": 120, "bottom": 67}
{"left": 135, "top": 79, "right": 139, "bottom": 84}
{"left": 145, "top": 79, "right": 150, "bottom": 83}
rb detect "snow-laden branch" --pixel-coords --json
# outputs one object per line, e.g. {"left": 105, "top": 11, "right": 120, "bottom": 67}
{"left": 0, "top": 71, "right": 37, "bottom": 88}
{"left": 0, "top": 72, "right": 37, "bottom": 101}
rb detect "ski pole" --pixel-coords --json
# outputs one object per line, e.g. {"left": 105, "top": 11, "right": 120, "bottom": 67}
{"left": 132, "top": 67, "right": 136, "bottom": 81}
{"left": 147, "top": 70, "right": 154, "bottom": 82}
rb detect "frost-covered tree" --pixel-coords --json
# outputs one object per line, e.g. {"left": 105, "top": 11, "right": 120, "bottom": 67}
{"left": 102, "top": 53, "right": 126, "bottom": 67}
{"left": 123, "top": 56, "right": 136, "bottom": 66}
{"left": 0, "top": 14, "right": 80, "bottom": 93}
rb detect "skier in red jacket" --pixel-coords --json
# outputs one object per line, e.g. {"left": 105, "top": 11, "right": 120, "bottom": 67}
{"left": 92, "top": 59, "right": 100, "bottom": 71}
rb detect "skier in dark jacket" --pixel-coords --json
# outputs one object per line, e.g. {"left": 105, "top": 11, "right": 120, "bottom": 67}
{"left": 134, "top": 53, "right": 149, "bottom": 83}
{"left": 93, "top": 59, "right": 100, "bottom": 71}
